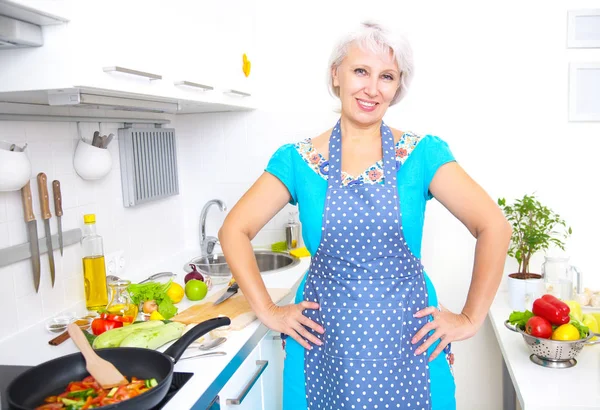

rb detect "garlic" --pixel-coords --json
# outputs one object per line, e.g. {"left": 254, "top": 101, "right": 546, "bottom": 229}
{"left": 576, "top": 292, "right": 591, "bottom": 306}
{"left": 591, "top": 293, "right": 600, "bottom": 308}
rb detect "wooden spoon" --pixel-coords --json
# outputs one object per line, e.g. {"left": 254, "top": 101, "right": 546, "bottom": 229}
{"left": 67, "top": 323, "right": 127, "bottom": 389}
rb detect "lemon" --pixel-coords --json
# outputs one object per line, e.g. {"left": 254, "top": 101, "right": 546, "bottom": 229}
{"left": 551, "top": 323, "right": 580, "bottom": 341}
{"left": 582, "top": 314, "right": 599, "bottom": 341}
{"left": 166, "top": 282, "right": 185, "bottom": 304}
{"left": 150, "top": 310, "right": 165, "bottom": 321}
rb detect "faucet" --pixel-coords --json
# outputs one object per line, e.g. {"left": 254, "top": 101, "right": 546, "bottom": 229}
{"left": 200, "top": 199, "right": 227, "bottom": 256}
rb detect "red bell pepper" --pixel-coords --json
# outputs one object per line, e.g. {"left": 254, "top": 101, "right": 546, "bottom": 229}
{"left": 100, "top": 312, "right": 134, "bottom": 323}
{"left": 91, "top": 318, "right": 123, "bottom": 336}
{"left": 541, "top": 294, "right": 570, "bottom": 317}
{"left": 532, "top": 298, "right": 570, "bottom": 325}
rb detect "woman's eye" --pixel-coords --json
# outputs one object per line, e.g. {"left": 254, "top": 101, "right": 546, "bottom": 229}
{"left": 382, "top": 74, "right": 395, "bottom": 81}
{"left": 354, "top": 68, "right": 367, "bottom": 75}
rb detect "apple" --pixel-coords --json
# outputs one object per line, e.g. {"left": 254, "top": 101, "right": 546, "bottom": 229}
{"left": 564, "top": 300, "right": 583, "bottom": 321}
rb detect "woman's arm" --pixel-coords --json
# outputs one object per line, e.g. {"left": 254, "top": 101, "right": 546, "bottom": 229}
{"left": 218, "top": 172, "right": 324, "bottom": 349}
{"left": 412, "top": 162, "right": 512, "bottom": 360}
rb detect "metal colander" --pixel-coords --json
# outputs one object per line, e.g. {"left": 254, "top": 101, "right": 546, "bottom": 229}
{"left": 504, "top": 320, "right": 599, "bottom": 368}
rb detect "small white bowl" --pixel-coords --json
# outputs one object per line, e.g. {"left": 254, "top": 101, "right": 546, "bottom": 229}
{"left": 73, "top": 139, "right": 112, "bottom": 180}
{"left": 0, "top": 141, "right": 31, "bottom": 192}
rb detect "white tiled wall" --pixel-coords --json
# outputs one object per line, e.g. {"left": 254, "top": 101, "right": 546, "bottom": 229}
{"left": 0, "top": 120, "right": 186, "bottom": 341}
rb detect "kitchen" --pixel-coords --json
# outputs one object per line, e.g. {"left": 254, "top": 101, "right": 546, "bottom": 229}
{"left": 1, "top": 0, "right": 600, "bottom": 409}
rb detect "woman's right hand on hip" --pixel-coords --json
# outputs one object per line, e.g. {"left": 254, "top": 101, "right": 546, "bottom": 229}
{"left": 259, "top": 301, "right": 324, "bottom": 349}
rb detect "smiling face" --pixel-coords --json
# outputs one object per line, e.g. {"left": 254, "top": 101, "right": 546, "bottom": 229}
{"left": 332, "top": 43, "right": 401, "bottom": 126}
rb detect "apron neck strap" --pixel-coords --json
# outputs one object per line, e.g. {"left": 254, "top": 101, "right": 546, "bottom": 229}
{"left": 327, "top": 119, "right": 397, "bottom": 188}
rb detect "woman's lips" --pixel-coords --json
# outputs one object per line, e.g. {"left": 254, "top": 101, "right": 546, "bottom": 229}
{"left": 356, "top": 98, "right": 378, "bottom": 112}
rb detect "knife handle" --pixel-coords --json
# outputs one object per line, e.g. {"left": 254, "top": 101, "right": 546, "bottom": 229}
{"left": 37, "top": 173, "right": 52, "bottom": 220}
{"left": 52, "top": 180, "right": 63, "bottom": 217}
{"left": 21, "top": 181, "right": 36, "bottom": 223}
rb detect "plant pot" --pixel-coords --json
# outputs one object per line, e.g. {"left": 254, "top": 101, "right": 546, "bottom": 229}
{"left": 507, "top": 273, "right": 544, "bottom": 311}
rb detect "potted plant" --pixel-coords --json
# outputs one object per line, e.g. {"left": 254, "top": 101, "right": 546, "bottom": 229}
{"left": 498, "top": 194, "right": 572, "bottom": 310}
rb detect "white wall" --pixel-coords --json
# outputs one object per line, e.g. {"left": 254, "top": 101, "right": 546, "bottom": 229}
{"left": 0, "top": 120, "right": 186, "bottom": 340}
{"left": 175, "top": 1, "right": 600, "bottom": 409}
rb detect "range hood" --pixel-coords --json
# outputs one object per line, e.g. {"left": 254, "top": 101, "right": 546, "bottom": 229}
{"left": 0, "top": 14, "right": 42, "bottom": 48}
{"left": 47, "top": 88, "right": 180, "bottom": 113}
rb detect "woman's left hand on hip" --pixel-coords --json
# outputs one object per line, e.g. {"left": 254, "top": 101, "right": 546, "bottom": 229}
{"left": 411, "top": 306, "right": 477, "bottom": 361}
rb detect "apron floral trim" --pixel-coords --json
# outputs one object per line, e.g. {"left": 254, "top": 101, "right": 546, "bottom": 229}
{"left": 294, "top": 131, "right": 422, "bottom": 186}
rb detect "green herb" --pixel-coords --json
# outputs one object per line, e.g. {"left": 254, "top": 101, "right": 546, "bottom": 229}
{"left": 84, "top": 330, "right": 97, "bottom": 347}
{"left": 127, "top": 280, "right": 178, "bottom": 319}
{"left": 568, "top": 316, "right": 589, "bottom": 339}
{"left": 508, "top": 310, "right": 534, "bottom": 330}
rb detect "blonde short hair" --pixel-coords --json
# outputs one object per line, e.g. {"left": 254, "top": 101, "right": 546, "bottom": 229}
{"left": 327, "top": 21, "right": 414, "bottom": 106}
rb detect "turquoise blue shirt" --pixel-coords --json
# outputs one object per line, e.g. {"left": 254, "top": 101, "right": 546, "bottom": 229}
{"left": 266, "top": 133, "right": 457, "bottom": 410}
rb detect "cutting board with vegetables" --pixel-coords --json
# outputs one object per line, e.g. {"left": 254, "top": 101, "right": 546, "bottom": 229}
{"left": 172, "top": 288, "right": 291, "bottom": 331}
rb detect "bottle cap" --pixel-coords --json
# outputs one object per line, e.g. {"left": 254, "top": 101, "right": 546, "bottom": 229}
{"left": 83, "top": 214, "right": 96, "bottom": 224}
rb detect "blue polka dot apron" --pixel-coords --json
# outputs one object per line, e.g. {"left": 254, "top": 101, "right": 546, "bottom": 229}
{"left": 303, "top": 121, "right": 432, "bottom": 409}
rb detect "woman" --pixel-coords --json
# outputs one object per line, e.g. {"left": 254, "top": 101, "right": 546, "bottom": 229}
{"left": 219, "top": 21, "right": 511, "bottom": 410}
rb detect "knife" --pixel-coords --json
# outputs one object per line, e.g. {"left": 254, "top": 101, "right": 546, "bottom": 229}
{"left": 52, "top": 180, "right": 63, "bottom": 256}
{"left": 21, "top": 181, "right": 41, "bottom": 293}
{"left": 213, "top": 282, "right": 239, "bottom": 305}
{"left": 37, "top": 173, "right": 56, "bottom": 287}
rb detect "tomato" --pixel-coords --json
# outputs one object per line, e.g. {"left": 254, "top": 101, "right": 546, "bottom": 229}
{"left": 91, "top": 318, "right": 123, "bottom": 335}
{"left": 100, "top": 313, "right": 134, "bottom": 323}
{"left": 525, "top": 316, "right": 552, "bottom": 339}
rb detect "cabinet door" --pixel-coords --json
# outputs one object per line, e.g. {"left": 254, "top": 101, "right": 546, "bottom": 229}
{"left": 218, "top": 343, "right": 267, "bottom": 410}
{"left": 260, "top": 331, "right": 285, "bottom": 410}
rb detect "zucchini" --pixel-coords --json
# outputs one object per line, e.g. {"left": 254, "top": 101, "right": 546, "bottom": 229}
{"left": 92, "top": 321, "right": 164, "bottom": 349}
{"left": 119, "top": 322, "right": 185, "bottom": 350}
{"left": 107, "top": 387, "right": 118, "bottom": 398}
{"left": 145, "top": 378, "right": 158, "bottom": 388}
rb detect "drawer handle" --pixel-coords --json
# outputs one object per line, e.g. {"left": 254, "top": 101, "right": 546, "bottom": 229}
{"left": 226, "top": 360, "right": 268, "bottom": 405}
{"left": 224, "top": 89, "right": 251, "bottom": 97}
{"left": 174, "top": 81, "right": 214, "bottom": 91}
{"left": 103, "top": 66, "right": 162, "bottom": 80}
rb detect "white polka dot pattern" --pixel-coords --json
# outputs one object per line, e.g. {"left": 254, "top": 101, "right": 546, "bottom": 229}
{"left": 303, "top": 121, "right": 431, "bottom": 409}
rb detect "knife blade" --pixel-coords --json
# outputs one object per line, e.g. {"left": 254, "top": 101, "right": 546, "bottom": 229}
{"left": 37, "top": 173, "right": 56, "bottom": 287}
{"left": 52, "top": 180, "right": 63, "bottom": 256}
{"left": 21, "top": 181, "right": 41, "bottom": 293}
{"left": 213, "top": 282, "right": 239, "bottom": 305}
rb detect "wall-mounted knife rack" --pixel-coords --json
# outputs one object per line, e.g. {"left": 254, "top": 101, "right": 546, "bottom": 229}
{"left": 0, "top": 228, "right": 81, "bottom": 268}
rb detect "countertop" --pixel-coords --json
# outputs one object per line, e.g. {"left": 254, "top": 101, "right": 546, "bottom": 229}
{"left": 0, "top": 249, "right": 310, "bottom": 410}
{"left": 488, "top": 291, "right": 600, "bottom": 410}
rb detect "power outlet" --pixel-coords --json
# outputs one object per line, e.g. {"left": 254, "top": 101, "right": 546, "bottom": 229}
{"left": 105, "top": 251, "right": 125, "bottom": 278}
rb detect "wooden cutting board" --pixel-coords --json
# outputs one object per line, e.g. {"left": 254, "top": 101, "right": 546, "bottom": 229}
{"left": 172, "top": 288, "right": 291, "bottom": 332}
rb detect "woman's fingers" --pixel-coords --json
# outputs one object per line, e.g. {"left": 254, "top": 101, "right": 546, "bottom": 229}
{"left": 288, "top": 329, "right": 312, "bottom": 350}
{"left": 413, "top": 306, "right": 438, "bottom": 318}
{"left": 300, "top": 301, "right": 320, "bottom": 311}
{"left": 293, "top": 322, "right": 323, "bottom": 347}
{"left": 415, "top": 329, "right": 443, "bottom": 355}
{"left": 429, "top": 337, "right": 450, "bottom": 362}
{"left": 411, "top": 320, "right": 437, "bottom": 344}
{"left": 298, "top": 314, "right": 325, "bottom": 334}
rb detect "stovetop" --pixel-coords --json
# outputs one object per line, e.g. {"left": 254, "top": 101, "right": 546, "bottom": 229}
{"left": 0, "top": 365, "right": 193, "bottom": 410}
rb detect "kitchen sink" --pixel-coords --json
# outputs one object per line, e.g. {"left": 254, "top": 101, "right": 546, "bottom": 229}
{"left": 185, "top": 250, "right": 301, "bottom": 283}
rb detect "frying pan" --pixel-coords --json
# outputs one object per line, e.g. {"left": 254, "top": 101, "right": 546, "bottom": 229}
{"left": 7, "top": 317, "right": 231, "bottom": 410}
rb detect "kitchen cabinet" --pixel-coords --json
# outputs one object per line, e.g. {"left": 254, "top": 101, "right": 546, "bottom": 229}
{"left": 260, "top": 331, "right": 285, "bottom": 410}
{"left": 0, "top": 0, "right": 256, "bottom": 113}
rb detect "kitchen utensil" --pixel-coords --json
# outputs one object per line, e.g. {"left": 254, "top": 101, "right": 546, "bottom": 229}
{"left": 198, "top": 336, "right": 226, "bottom": 350}
{"left": 20, "top": 181, "right": 41, "bottom": 292}
{"left": 0, "top": 141, "right": 31, "bottom": 192}
{"left": 73, "top": 139, "right": 112, "bottom": 180}
{"left": 103, "top": 133, "right": 114, "bottom": 148}
{"left": 172, "top": 288, "right": 290, "bottom": 331}
{"left": 37, "top": 173, "right": 56, "bottom": 287}
{"left": 180, "top": 351, "right": 227, "bottom": 361}
{"left": 48, "top": 317, "right": 94, "bottom": 346}
{"left": 68, "top": 323, "right": 127, "bottom": 389}
{"left": 542, "top": 256, "right": 582, "bottom": 301}
{"left": 7, "top": 317, "right": 231, "bottom": 410}
{"left": 106, "top": 271, "right": 176, "bottom": 285}
{"left": 52, "top": 180, "right": 64, "bottom": 256}
{"left": 504, "top": 320, "right": 600, "bottom": 368}
{"left": 213, "top": 282, "right": 239, "bottom": 305}
{"left": 92, "top": 130, "right": 101, "bottom": 147}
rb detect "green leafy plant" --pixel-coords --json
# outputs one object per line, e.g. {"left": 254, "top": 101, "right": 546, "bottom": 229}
{"left": 498, "top": 194, "right": 571, "bottom": 276}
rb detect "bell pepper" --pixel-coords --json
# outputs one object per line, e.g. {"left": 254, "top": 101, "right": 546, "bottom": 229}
{"left": 100, "top": 312, "right": 134, "bottom": 323}
{"left": 541, "top": 294, "right": 570, "bottom": 316}
{"left": 532, "top": 298, "right": 570, "bottom": 325}
{"left": 91, "top": 318, "right": 123, "bottom": 336}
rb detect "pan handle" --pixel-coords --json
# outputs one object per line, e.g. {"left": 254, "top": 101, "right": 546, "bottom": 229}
{"left": 165, "top": 317, "right": 231, "bottom": 363}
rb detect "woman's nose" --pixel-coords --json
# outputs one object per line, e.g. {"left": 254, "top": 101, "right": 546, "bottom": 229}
{"left": 363, "top": 78, "right": 378, "bottom": 97}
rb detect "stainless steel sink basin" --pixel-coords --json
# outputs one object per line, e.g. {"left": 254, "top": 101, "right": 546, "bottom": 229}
{"left": 185, "top": 250, "right": 301, "bottom": 284}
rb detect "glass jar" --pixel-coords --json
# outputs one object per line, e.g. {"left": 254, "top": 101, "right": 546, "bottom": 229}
{"left": 106, "top": 279, "right": 139, "bottom": 324}
{"left": 81, "top": 214, "right": 108, "bottom": 310}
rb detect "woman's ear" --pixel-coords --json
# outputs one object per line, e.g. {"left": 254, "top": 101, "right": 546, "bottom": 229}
{"left": 332, "top": 66, "right": 339, "bottom": 88}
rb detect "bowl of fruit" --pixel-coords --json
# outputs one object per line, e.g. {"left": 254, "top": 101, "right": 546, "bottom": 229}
{"left": 505, "top": 294, "right": 600, "bottom": 368}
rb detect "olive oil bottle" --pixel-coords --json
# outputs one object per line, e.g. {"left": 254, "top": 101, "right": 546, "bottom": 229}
{"left": 81, "top": 214, "right": 108, "bottom": 310}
